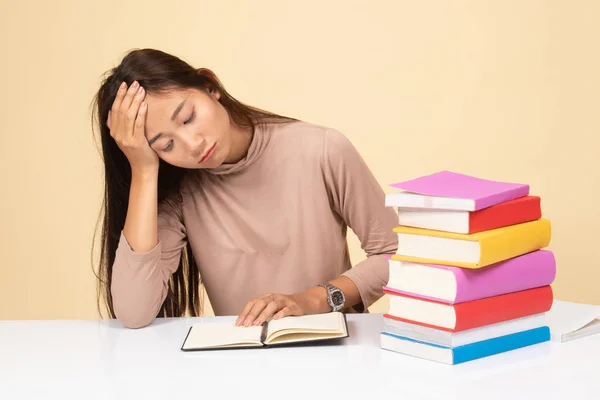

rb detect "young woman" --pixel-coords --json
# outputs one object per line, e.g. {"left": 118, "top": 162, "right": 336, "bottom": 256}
{"left": 92, "top": 48, "right": 398, "bottom": 329}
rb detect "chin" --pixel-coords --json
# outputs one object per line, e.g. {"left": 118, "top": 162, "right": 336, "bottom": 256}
{"left": 203, "top": 157, "right": 225, "bottom": 169}
{"left": 202, "top": 146, "right": 227, "bottom": 168}
{"left": 188, "top": 156, "right": 223, "bottom": 170}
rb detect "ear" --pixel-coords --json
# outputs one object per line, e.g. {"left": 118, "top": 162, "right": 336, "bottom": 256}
{"left": 106, "top": 110, "right": 112, "bottom": 129}
{"left": 198, "top": 68, "right": 222, "bottom": 100}
{"left": 208, "top": 86, "right": 221, "bottom": 101}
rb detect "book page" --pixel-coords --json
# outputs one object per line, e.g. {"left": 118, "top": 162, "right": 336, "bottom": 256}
{"left": 266, "top": 312, "right": 344, "bottom": 339}
{"left": 182, "top": 321, "right": 263, "bottom": 350}
{"left": 545, "top": 301, "right": 600, "bottom": 337}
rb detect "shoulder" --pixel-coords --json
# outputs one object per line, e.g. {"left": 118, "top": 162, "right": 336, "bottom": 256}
{"left": 269, "top": 120, "right": 358, "bottom": 160}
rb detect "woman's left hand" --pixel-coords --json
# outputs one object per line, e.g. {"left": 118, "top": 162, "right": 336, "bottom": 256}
{"left": 235, "top": 292, "right": 319, "bottom": 327}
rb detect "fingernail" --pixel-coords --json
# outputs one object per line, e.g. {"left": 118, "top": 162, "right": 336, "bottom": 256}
{"left": 244, "top": 319, "right": 251, "bottom": 327}
{"left": 253, "top": 319, "right": 261, "bottom": 326}
{"left": 132, "top": 81, "right": 139, "bottom": 88}
{"left": 119, "top": 82, "right": 126, "bottom": 90}
{"left": 137, "top": 86, "right": 144, "bottom": 95}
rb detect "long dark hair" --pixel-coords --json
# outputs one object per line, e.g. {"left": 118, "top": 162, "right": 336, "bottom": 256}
{"left": 91, "top": 48, "right": 295, "bottom": 319}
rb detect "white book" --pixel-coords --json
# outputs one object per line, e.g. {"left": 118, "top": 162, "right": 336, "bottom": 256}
{"left": 385, "top": 191, "right": 476, "bottom": 211}
{"left": 545, "top": 300, "right": 600, "bottom": 342}
{"left": 383, "top": 313, "right": 546, "bottom": 347}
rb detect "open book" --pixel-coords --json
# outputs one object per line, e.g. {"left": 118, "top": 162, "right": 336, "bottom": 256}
{"left": 545, "top": 300, "right": 600, "bottom": 342}
{"left": 181, "top": 312, "right": 349, "bottom": 351}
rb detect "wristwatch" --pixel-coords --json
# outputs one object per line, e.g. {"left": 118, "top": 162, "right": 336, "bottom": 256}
{"left": 318, "top": 282, "right": 345, "bottom": 312}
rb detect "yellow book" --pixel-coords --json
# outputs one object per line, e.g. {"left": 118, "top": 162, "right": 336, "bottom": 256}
{"left": 392, "top": 219, "right": 551, "bottom": 268}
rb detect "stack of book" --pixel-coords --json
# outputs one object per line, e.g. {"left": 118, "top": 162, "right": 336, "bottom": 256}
{"left": 380, "top": 170, "right": 556, "bottom": 365}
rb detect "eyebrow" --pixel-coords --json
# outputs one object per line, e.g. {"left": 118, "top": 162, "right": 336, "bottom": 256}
{"left": 148, "top": 133, "right": 162, "bottom": 146}
{"left": 148, "top": 99, "right": 186, "bottom": 146}
{"left": 171, "top": 99, "right": 186, "bottom": 121}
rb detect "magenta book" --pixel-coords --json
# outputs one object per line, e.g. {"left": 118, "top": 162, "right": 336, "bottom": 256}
{"left": 389, "top": 170, "right": 530, "bottom": 210}
{"left": 384, "top": 250, "right": 556, "bottom": 304}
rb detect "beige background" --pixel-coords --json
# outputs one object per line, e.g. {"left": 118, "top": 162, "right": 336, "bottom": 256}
{"left": 1, "top": 1, "right": 598, "bottom": 321}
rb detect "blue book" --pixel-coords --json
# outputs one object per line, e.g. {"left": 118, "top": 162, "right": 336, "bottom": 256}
{"left": 380, "top": 326, "right": 550, "bottom": 364}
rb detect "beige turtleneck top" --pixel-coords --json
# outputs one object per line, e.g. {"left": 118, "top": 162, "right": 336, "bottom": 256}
{"left": 111, "top": 120, "right": 399, "bottom": 328}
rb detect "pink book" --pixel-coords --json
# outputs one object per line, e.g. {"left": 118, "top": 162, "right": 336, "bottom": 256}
{"left": 385, "top": 170, "right": 530, "bottom": 211}
{"left": 384, "top": 250, "right": 556, "bottom": 304}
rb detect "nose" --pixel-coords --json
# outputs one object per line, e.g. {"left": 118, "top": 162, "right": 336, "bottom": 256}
{"left": 182, "top": 133, "right": 204, "bottom": 158}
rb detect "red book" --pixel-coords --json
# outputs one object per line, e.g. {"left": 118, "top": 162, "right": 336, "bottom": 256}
{"left": 383, "top": 285, "right": 553, "bottom": 332}
{"left": 396, "top": 195, "right": 542, "bottom": 234}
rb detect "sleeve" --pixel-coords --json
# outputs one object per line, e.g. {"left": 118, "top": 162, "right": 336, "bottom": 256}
{"left": 322, "top": 128, "right": 399, "bottom": 311}
{"left": 110, "top": 199, "right": 187, "bottom": 328}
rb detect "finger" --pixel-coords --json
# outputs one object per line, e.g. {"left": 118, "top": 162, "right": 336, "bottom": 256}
{"left": 111, "top": 82, "right": 127, "bottom": 114}
{"left": 133, "top": 101, "right": 147, "bottom": 138}
{"left": 253, "top": 299, "right": 282, "bottom": 326}
{"left": 118, "top": 81, "right": 140, "bottom": 120}
{"left": 273, "top": 303, "right": 302, "bottom": 320}
{"left": 125, "top": 86, "right": 145, "bottom": 132}
{"left": 242, "top": 297, "right": 272, "bottom": 327}
{"left": 236, "top": 293, "right": 274, "bottom": 326}
{"left": 236, "top": 298, "right": 258, "bottom": 326}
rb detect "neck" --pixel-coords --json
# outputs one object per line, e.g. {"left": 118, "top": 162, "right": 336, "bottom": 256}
{"left": 225, "top": 123, "right": 254, "bottom": 164}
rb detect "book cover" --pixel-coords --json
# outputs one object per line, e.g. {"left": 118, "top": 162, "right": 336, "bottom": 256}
{"left": 384, "top": 250, "right": 556, "bottom": 304}
{"left": 388, "top": 170, "right": 529, "bottom": 211}
{"left": 469, "top": 195, "right": 542, "bottom": 233}
{"left": 384, "top": 285, "right": 554, "bottom": 332}
{"left": 392, "top": 218, "right": 552, "bottom": 268}
{"left": 380, "top": 326, "right": 550, "bottom": 365}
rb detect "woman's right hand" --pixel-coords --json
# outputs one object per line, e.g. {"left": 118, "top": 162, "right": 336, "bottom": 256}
{"left": 107, "top": 81, "right": 159, "bottom": 174}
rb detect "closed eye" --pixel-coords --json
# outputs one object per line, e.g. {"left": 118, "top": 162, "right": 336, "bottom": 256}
{"left": 163, "top": 140, "right": 173, "bottom": 151}
{"left": 184, "top": 110, "right": 195, "bottom": 124}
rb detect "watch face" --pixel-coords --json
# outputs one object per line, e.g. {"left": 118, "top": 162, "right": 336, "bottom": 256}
{"left": 331, "top": 290, "right": 344, "bottom": 306}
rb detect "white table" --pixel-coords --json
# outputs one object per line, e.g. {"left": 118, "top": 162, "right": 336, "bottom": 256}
{"left": 1, "top": 311, "right": 599, "bottom": 400}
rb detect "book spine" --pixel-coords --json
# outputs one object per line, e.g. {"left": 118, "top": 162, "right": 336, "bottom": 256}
{"left": 453, "top": 250, "right": 556, "bottom": 303}
{"left": 478, "top": 219, "right": 552, "bottom": 267}
{"left": 260, "top": 322, "right": 268, "bottom": 344}
{"left": 468, "top": 196, "right": 542, "bottom": 234}
{"left": 452, "top": 326, "right": 550, "bottom": 364}
{"left": 453, "top": 285, "right": 554, "bottom": 331}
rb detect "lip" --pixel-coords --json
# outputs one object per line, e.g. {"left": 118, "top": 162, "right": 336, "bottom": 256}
{"left": 199, "top": 143, "right": 217, "bottom": 164}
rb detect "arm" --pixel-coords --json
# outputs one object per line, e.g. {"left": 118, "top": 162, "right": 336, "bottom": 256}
{"left": 320, "top": 128, "right": 398, "bottom": 312}
{"left": 122, "top": 169, "right": 159, "bottom": 252}
{"left": 111, "top": 188, "right": 187, "bottom": 329}
{"left": 107, "top": 81, "right": 187, "bottom": 329}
